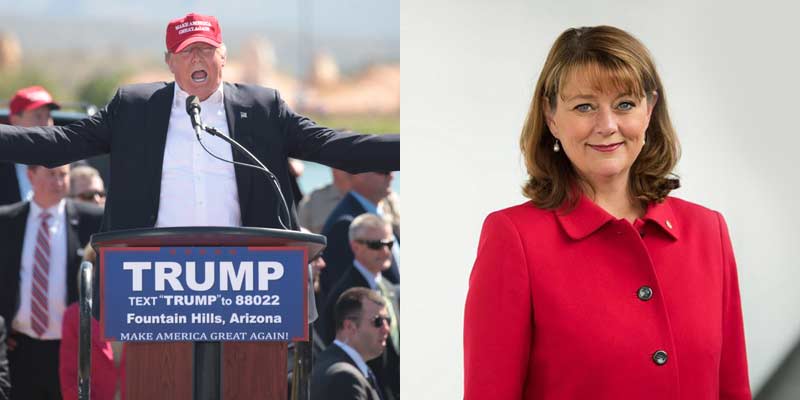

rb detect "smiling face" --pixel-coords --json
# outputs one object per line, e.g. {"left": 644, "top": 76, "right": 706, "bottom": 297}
{"left": 544, "top": 67, "right": 657, "bottom": 190}
{"left": 166, "top": 42, "right": 226, "bottom": 101}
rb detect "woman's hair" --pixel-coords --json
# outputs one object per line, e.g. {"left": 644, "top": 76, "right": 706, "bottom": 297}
{"left": 520, "top": 25, "right": 680, "bottom": 210}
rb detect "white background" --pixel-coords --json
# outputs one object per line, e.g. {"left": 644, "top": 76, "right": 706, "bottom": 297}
{"left": 402, "top": 0, "right": 800, "bottom": 398}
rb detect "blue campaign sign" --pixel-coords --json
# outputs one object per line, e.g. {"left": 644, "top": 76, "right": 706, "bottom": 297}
{"left": 99, "top": 246, "right": 308, "bottom": 342}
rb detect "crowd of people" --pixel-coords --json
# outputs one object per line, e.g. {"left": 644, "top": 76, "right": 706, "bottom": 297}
{"left": 0, "top": 85, "right": 112, "bottom": 400}
{"left": 304, "top": 169, "right": 401, "bottom": 400}
{"left": 0, "top": 31, "right": 399, "bottom": 400}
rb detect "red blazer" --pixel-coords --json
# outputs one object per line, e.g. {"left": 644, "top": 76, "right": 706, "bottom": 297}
{"left": 59, "top": 303, "right": 122, "bottom": 400}
{"left": 464, "top": 196, "right": 751, "bottom": 399}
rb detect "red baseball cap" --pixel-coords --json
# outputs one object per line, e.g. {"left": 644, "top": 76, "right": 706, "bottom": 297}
{"left": 165, "top": 13, "right": 223, "bottom": 53}
{"left": 9, "top": 86, "right": 60, "bottom": 115}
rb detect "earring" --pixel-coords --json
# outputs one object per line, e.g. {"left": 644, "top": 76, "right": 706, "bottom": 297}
{"left": 643, "top": 136, "right": 646, "bottom": 145}
{"left": 553, "top": 139, "right": 561, "bottom": 152}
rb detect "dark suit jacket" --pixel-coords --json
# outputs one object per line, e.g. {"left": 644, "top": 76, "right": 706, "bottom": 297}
{"left": 0, "top": 199, "right": 104, "bottom": 332}
{"left": 319, "top": 192, "right": 400, "bottom": 297}
{"left": 0, "top": 316, "right": 8, "bottom": 400}
{"left": 0, "top": 163, "right": 21, "bottom": 207}
{"left": 0, "top": 82, "right": 399, "bottom": 232}
{"left": 310, "top": 344, "right": 381, "bottom": 400}
{"left": 317, "top": 267, "right": 400, "bottom": 400}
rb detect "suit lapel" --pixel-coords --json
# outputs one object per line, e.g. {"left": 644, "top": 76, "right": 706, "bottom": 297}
{"left": 8, "top": 202, "right": 30, "bottom": 315}
{"left": 223, "top": 82, "right": 255, "bottom": 218}
{"left": 145, "top": 82, "right": 175, "bottom": 224}
{"left": 330, "top": 345, "right": 381, "bottom": 400}
{"left": 351, "top": 267, "right": 371, "bottom": 288}
{"left": 344, "top": 193, "right": 368, "bottom": 216}
{"left": 65, "top": 200, "right": 81, "bottom": 303}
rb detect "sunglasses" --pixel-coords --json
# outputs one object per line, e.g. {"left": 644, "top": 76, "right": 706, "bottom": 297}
{"left": 346, "top": 314, "right": 392, "bottom": 328}
{"left": 371, "top": 315, "right": 392, "bottom": 328}
{"left": 356, "top": 239, "right": 394, "bottom": 250}
{"left": 73, "top": 190, "right": 106, "bottom": 201}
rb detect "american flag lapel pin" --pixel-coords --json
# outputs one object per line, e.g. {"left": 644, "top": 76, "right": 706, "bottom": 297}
{"left": 240, "top": 111, "right": 248, "bottom": 119}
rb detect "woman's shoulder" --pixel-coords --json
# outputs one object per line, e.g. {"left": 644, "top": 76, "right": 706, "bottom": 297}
{"left": 489, "top": 201, "right": 551, "bottom": 218}
{"left": 663, "top": 196, "right": 723, "bottom": 220}
{"left": 661, "top": 196, "right": 729, "bottom": 236}
{"left": 482, "top": 201, "right": 554, "bottom": 232}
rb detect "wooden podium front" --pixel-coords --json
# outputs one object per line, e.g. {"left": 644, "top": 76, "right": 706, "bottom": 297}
{"left": 92, "top": 227, "right": 325, "bottom": 400}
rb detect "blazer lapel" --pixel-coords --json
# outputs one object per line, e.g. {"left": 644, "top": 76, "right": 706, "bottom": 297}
{"left": 223, "top": 82, "right": 255, "bottom": 218}
{"left": 8, "top": 202, "right": 30, "bottom": 315}
{"left": 64, "top": 200, "right": 81, "bottom": 303}
{"left": 346, "top": 193, "right": 368, "bottom": 216}
{"left": 331, "top": 345, "right": 380, "bottom": 399}
{"left": 145, "top": 82, "right": 175, "bottom": 224}
{"left": 352, "top": 267, "right": 371, "bottom": 288}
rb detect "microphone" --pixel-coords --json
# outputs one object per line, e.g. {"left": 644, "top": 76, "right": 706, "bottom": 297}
{"left": 185, "top": 95, "right": 203, "bottom": 138}
{"left": 183, "top": 94, "right": 293, "bottom": 230}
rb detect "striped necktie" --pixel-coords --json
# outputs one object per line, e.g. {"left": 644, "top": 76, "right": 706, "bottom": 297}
{"left": 31, "top": 211, "right": 52, "bottom": 337}
{"left": 376, "top": 280, "right": 399, "bottom": 353}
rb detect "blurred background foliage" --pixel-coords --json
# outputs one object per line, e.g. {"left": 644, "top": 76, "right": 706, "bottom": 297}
{"left": 76, "top": 71, "right": 130, "bottom": 107}
{"left": 0, "top": 68, "right": 62, "bottom": 104}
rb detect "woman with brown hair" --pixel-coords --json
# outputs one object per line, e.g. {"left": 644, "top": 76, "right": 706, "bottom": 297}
{"left": 464, "top": 26, "right": 751, "bottom": 399}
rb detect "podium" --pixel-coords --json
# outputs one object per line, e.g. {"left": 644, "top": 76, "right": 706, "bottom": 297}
{"left": 90, "top": 226, "right": 325, "bottom": 400}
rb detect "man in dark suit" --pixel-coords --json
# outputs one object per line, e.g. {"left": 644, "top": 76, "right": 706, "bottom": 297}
{"left": 311, "top": 287, "right": 389, "bottom": 400}
{"left": 320, "top": 172, "right": 399, "bottom": 297}
{"left": 318, "top": 214, "right": 400, "bottom": 400}
{"left": 0, "top": 13, "right": 398, "bottom": 234}
{"left": 0, "top": 86, "right": 61, "bottom": 206}
{"left": 0, "top": 163, "right": 103, "bottom": 399}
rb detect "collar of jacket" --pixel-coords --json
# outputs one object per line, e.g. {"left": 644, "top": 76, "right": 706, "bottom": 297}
{"left": 555, "top": 194, "right": 680, "bottom": 241}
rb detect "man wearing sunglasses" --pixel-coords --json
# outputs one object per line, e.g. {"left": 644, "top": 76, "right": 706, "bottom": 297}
{"left": 318, "top": 214, "right": 400, "bottom": 400}
{"left": 311, "top": 287, "right": 390, "bottom": 400}
{"left": 320, "top": 171, "right": 400, "bottom": 301}
{"left": 69, "top": 165, "right": 106, "bottom": 207}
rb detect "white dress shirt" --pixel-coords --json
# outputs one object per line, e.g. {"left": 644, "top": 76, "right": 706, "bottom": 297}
{"left": 13, "top": 199, "right": 67, "bottom": 339}
{"left": 156, "top": 83, "right": 241, "bottom": 227}
{"left": 14, "top": 164, "right": 32, "bottom": 200}
{"left": 334, "top": 339, "right": 370, "bottom": 378}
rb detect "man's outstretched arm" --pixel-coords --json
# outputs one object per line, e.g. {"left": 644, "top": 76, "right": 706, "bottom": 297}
{"left": 0, "top": 91, "right": 117, "bottom": 167}
{"left": 279, "top": 92, "right": 399, "bottom": 173}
